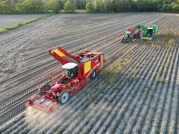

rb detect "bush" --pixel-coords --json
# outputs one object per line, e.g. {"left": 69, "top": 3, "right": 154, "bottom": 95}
{"left": 163, "top": 37, "right": 168, "bottom": 43}
{"left": 46, "top": 0, "right": 60, "bottom": 14}
{"left": 4, "top": 27, "right": 10, "bottom": 30}
{"left": 172, "top": 4, "right": 179, "bottom": 13}
{"left": 64, "top": 1, "right": 76, "bottom": 13}
{"left": 0, "top": 14, "right": 53, "bottom": 33}
{"left": 86, "top": 2, "right": 93, "bottom": 12}
{"left": 168, "top": 39, "right": 176, "bottom": 45}
{"left": 102, "top": 70, "right": 118, "bottom": 85}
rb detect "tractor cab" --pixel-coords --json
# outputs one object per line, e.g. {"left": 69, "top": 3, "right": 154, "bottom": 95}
{"left": 124, "top": 31, "right": 132, "bottom": 39}
{"left": 62, "top": 63, "right": 79, "bottom": 78}
{"left": 125, "top": 34, "right": 129, "bottom": 38}
{"left": 147, "top": 28, "right": 154, "bottom": 37}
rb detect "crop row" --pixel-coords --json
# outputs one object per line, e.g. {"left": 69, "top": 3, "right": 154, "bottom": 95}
{"left": 0, "top": 13, "right": 178, "bottom": 134}
{"left": 0, "top": 13, "right": 164, "bottom": 125}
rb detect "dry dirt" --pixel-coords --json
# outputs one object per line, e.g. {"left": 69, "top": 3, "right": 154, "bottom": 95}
{"left": 0, "top": 13, "right": 179, "bottom": 134}
{"left": 0, "top": 14, "right": 50, "bottom": 29}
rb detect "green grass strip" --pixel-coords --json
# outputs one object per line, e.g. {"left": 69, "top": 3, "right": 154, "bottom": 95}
{"left": 0, "top": 14, "right": 54, "bottom": 33}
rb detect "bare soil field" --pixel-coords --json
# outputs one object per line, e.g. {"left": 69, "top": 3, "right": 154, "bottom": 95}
{"left": 0, "top": 13, "right": 179, "bottom": 134}
{"left": 0, "top": 14, "right": 49, "bottom": 29}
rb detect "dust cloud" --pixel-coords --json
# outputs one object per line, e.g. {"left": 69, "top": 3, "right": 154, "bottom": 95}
{"left": 25, "top": 104, "right": 62, "bottom": 131}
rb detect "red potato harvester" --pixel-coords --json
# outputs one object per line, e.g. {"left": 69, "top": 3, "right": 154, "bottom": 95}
{"left": 27, "top": 47, "right": 105, "bottom": 112}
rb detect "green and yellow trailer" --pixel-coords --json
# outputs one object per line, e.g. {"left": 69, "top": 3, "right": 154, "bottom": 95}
{"left": 137, "top": 24, "right": 158, "bottom": 41}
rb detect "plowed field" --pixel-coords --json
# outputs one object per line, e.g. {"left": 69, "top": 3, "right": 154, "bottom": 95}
{"left": 0, "top": 13, "right": 179, "bottom": 134}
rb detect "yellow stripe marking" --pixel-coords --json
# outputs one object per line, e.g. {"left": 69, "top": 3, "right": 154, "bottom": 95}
{"left": 53, "top": 49, "right": 66, "bottom": 57}
{"left": 84, "top": 61, "right": 91, "bottom": 74}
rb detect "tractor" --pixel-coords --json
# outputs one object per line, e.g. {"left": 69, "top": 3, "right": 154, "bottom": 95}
{"left": 27, "top": 47, "right": 105, "bottom": 112}
{"left": 121, "top": 27, "right": 140, "bottom": 43}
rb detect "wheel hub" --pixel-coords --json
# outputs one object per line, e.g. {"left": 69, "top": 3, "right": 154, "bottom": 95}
{"left": 61, "top": 92, "right": 69, "bottom": 103}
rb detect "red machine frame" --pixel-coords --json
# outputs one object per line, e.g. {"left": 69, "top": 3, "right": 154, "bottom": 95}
{"left": 27, "top": 47, "right": 105, "bottom": 112}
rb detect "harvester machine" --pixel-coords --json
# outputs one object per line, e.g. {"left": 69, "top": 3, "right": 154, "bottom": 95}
{"left": 137, "top": 24, "right": 158, "bottom": 41}
{"left": 27, "top": 47, "right": 105, "bottom": 112}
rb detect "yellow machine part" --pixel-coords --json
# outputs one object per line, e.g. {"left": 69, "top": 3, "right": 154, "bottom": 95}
{"left": 53, "top": 49, "right": 66, "bottom": 57}
{"left": 100, "top": 54, "right": 104, "bottom": 69}
{"left": 84, "top": 61, "right": 91, "bottom": 74}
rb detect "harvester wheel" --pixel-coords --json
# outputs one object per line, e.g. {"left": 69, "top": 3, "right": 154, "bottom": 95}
{"left": 58, "top": 90, "right": 70, "bottom": 104}
{"left": 38, "top": 84, "right": 50, "bottom": 95}
{"left": 90, "top": 69, "right": 96, "bottom": 79}
{"left": 130, "top": 38, "right": 132, "bottom": 42}
{"left": 127, "top": 39, "right": 130, "bottom": 43}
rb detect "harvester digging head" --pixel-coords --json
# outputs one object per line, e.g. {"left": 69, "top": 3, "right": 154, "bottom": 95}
{"left": 27, "top": 95, "right": 57, "bottom": 112}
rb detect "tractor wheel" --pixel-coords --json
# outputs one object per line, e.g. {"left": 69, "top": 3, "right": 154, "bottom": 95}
{"left": 90, "top": 69, "right": 96, "bottom": 79}
{"left": 130, "top": 38, "right": 132, "bottom": 42}
{"left": 38, "top": 84, "right": 50, "bottom": 95}
{"left": 135, "top": 33, "right": 138, "bottom": 38}
{"left": 121, "top": 38, "right": 124, "bottom": 43}
{"left": 58, "top": 90, "right": 70, "bottom": 104}
{"left": 127, "top": 39, "right": 130, "bottom": 43}
{"left": 138, "top": 33, "right": 140, "bottom": 38}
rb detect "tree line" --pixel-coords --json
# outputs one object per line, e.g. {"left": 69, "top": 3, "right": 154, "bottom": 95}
{"left": 0, "top": 0, "right": 84, "bottom": 13}
{"left": 86, "top": 0, "right": 179, "bottom": 13}
{"left": 0, "top": 0, "right": 179, "bottom": 14}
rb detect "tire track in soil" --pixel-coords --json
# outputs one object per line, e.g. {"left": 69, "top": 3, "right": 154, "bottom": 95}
{"left": 0, "top": 12, "right": 162, "bottom": 110}
{"left": 0, "top": 13, "right": 156, "bottom": 86}
{"left": 0, "top": 12, "right": 163, "bottom": 92}
{"left": 0, "top": 13, "right": 171, "bottom": 126}
{"left": 0, "top": 13, "right": 178, "bottom": 134}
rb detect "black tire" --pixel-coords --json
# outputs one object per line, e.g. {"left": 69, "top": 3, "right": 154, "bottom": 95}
{"left": 38, "top": 84, "right": 50, "bottom": 95}
{"left": 90, "top": 69, "right": 96, "bottom": 79}
{"left": 138, "top": 33, "right": 140, "bottom": 38}
{"left": 127, "top": 38, "right": 130, "bottom": 43}
{"left": 121, "top": 38, "right": 124, "bottom": 43}
{"left": 130, "top": 38, "right": 132, "bottom": 42}
{"left": 135, "top": 33, "right": 138, "bottom": 38}
{"left": 58, "top": 90, "right": 70, "bottom": 104}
